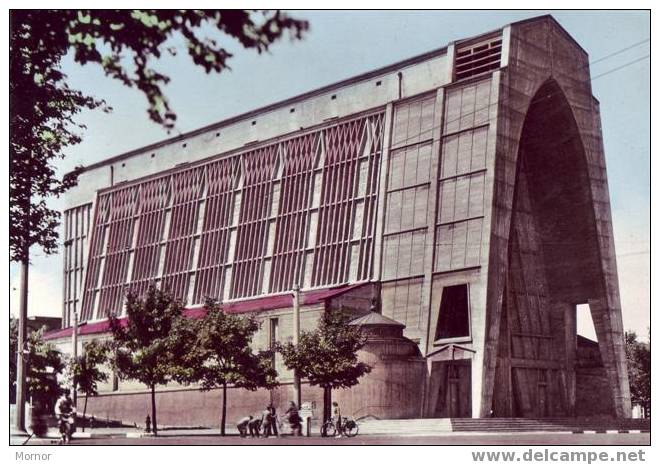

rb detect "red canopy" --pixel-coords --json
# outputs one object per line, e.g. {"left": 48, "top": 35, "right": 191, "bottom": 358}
{"left": 43, "top": 282, "right": 366, "bottom": 341}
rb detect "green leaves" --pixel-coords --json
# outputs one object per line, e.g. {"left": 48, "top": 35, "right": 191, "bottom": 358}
{"left": 10, "top": 11, "right": 106, "bottom": 262}
{"left": 21, "top": 328, "right": 65, "bottom": 407}
{"left": 625, "top": 329, "right": 650, "bottom": 411}
{"left": 183, "top": 299, "right": 278, "bottom": 392}
{"left": 9, "top": 10, "right": 308, "bottom": 262}
{"left": 105, "top": 288, "right": 279, "bottom": 394}
{"left": 70, "top": 340, "right": 109, "bottom": 397}
{"left": 10, "top": 318, "right": 18, "bottom": 398}
{"left": 107, "top": 286, "right": 185, "bottom": 388}
{"left": 278, "top": 311, "right": 371, "bottom": 390}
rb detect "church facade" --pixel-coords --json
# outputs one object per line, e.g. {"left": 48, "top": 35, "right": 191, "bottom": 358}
{"left": 47, "top": 15, "right": 631, "bottom": 424}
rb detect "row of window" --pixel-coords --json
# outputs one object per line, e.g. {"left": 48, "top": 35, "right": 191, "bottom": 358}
{"left": 79, "top": 113, "right": 384, "bottom": 321}
{"left": 62, "top": 203, "right": 93, "bottom": 326}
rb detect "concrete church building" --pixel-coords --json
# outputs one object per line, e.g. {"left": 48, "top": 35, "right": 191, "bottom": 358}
{"left": 46, "top": 15, "right": 632, "bottom": 424}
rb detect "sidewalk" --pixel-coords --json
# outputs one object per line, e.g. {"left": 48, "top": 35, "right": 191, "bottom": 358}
{"left": 11, "top": 425, "right": 247, "bottom": 444}
{"left": 11, "top": 425, "right": 650, "bottom": 445}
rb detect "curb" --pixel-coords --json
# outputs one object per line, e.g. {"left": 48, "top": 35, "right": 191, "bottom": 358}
{"left": 16, "top": 429, "right": 650, "bottom": 440}
{"left": 26, "top": 431, "right": 145, "bottom": 440}
{"left": 571, "top": 430, "right": 649, "bottom": 434}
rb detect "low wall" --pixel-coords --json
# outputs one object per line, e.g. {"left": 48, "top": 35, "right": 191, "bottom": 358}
{"left": 80, "top": 383, "right": 325, "bottom": 428}
{"left": 80, "top": 363, "right": 427, "bottom": 428}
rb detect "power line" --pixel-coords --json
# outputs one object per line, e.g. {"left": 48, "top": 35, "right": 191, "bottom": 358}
{"left": 589, "top": 38, "right": 649, "bottom": 65}
{"left": 390, "top": 38, "right": 650, "bottom": 148}
{"left": 591, "top": 55, "right": 650, "bottom": 80}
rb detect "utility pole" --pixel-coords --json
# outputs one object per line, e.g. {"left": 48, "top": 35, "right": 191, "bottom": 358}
{"left": 14, "top": 256, "right": 28, "bottom": 432}
{"left": 71, "top": 312, "right": 78, "bottom": 404}
{"left": 292, "top": 284, "right": 301, "bottom": 407}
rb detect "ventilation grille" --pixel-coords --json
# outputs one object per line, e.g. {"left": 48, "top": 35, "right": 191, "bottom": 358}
{"left": 454, "top": 36, "right": 502, "bottom": 81}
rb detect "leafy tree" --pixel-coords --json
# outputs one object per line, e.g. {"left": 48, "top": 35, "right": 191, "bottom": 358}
{"left": 625, "top": 329, "right": 650, "bottom": 417}
{"left": 11, "top": 317, "right": 64, "bottom": 406}
{"left": 182, "top": 300, "right": 278, "bottom": 436}
{"left": 25, "top": 329, "right": 66, "bottom": 410}
{"left": 10, "top": 10, "right": 308, "bottom": 262}
{"left": 107, "top": 286, "right": 185, "bottom": 436}
{"left": 278, "top": 311, "right": 372, "bottom": 423}
{"left": 69, "top": 340, "right": 109, "bottom": 430}
{"left": 10, "top": 9, "right": 308, "bottom": 431}
{"left": 10, "top": 13, "right": 103, "bottom": 262}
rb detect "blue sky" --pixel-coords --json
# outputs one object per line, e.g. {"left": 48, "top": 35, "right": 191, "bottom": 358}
{"left": 9, "top": 10, "right": 650, "bottom": 340}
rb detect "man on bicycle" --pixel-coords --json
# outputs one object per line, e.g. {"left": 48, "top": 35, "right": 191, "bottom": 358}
{"left": 54, "top": 391, "right": 75, "bottom": 444}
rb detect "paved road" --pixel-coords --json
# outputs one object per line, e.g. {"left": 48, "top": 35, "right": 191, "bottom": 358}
{"left": 16, "top": 433, "right": 650, "bottom": 446}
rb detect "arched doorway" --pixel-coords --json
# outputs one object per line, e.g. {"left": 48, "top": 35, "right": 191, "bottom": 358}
{"left": 493, "top": 79, "right": 605, "bottom": 417}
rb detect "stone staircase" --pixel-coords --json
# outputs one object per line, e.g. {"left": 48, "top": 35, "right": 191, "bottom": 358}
{"left": 358, "top": 418, "right": 452, "bottom": 436}
{"left": 450, "top": 417, "right": 651, "bottom": 433}
{"left": 355, "top": 417, "right": 649, "bottom": 436}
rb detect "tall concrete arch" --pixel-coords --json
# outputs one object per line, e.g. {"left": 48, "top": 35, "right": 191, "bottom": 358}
{"left": 478, "top": 17, "right": 631, "bottom": 418}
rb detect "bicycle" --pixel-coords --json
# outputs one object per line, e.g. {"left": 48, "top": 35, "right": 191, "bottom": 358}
{"left": 321, "top": 417, "right": 359, "bottom": 437}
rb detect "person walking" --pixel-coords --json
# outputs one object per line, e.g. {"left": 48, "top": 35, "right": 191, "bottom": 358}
{"left": 260, "top": 405, "right": 273, "bottom": 438}
{"left": 236, "top": 415, "right": 252, "bottom": 438}
{"left": 269, "top": 404, "right": 279, "bottom": 437}
{"left": 285, "top": 401, "right": 302, "bottom": 436}
{"left": 332, "top": 401, "right": 342, "bottom": 438}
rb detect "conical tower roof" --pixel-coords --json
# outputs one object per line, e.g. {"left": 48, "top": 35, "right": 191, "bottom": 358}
{"left": 348, "top": 312, "right": 405, "bottom": 327}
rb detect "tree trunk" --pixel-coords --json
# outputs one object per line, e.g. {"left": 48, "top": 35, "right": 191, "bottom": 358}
{"left": 150, "top": 384, "right": 158, "bottom": 436}
{"left": 323, "top": 386, "right": 332, "bottom": 423}
{"left": 82, "top": 395, "right": 88, "bottom": 432}
{"left": 220, "top": 382, "right": 227, "bottom": 436}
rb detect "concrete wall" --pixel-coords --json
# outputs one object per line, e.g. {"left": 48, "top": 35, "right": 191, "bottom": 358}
{"left": 79, "top": 354, "right": 426, "bottom": 427}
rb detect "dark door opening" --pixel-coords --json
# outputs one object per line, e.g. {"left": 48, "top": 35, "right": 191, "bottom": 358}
{"left": 434, "top": 361, "right": 472, "bottom": 418}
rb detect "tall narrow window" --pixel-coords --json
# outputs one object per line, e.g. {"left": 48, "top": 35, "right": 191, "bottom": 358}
{"left": 112, "top": 370, "right": 119, "bottom": 392}
{"left": 269, "top": 318, "right": 279, "bottom": 348}
{"left": 270, "top": 318, "right": 279, "bottom": 373}
{"left": 435, "top": 284, "right": 470, "bottom": 340}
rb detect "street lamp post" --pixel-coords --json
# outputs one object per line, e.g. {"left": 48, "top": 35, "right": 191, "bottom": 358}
{"left": 14, "top": 259, "right": 28, "bottom": 432}
{"left": 71, "top": 312, "right": 78, "bottom": 404}
{"left": 292, "top": 284, "right": 301, "bottom": 408}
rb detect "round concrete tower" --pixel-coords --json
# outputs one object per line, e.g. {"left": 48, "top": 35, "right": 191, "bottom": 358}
{"left": 333, "top": 312, "right": 426, "bottom": 419}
